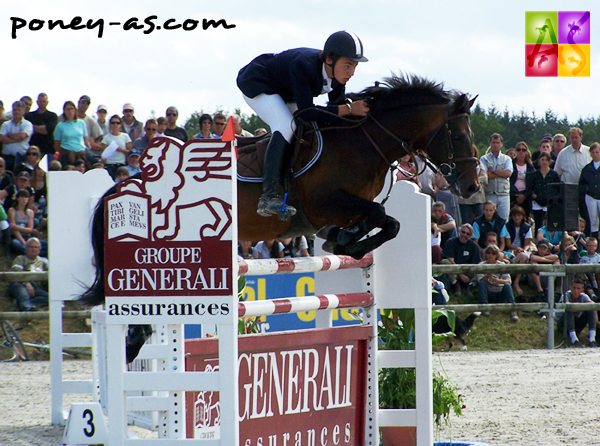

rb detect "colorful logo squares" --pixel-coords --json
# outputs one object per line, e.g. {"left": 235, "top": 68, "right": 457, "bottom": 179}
{"left": 525, "top": 11, "right": 590, "bottom": 77}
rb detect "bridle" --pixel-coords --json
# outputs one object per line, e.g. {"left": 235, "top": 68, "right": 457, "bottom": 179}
{"left": 361, "top": 103, "right": 479, "bottom": 200}
{"left": 297, "top": 100, "right": 479, "bottom": 199}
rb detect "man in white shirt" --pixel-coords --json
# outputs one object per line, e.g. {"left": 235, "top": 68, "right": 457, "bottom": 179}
{"left": 0, "top": 101, "right": 33, "bottom": 171}
{"left": 554, "top": 127, "right": 590, "bottom": 184}
{"left": 554, "top": 127, "right": 591, "bottom": 233}
{"left": 480, "top": 133, "right": 512, "bottom": 221}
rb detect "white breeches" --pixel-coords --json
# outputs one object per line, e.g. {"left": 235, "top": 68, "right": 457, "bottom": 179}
{"left": 243, "top": 93, "right": 297, "bottom": 143}
{"left": 585, "top": 194, "right": 600, "bottom": 232}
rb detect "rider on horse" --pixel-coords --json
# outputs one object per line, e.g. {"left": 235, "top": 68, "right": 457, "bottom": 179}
{"left": 237, "top": 30, "right": 370, "bottom": 219}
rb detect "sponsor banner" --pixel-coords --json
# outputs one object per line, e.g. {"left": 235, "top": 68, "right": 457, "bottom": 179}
{"left": 103, "top": 138, "right": 237, "bottom": 324}
{"left": 105, "top": 295, "right": 233, "bottom": 324}
{"left": 185, "top": 325, "right": 370, "bottom": 445}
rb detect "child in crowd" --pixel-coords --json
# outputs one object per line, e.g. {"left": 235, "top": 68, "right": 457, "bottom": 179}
{"left": 529, "top": 239, "right": 560, "bottom": 301}
{"left": 238, "top": 240, "right": 257, "bottom": 259}
{"left": 114, "top": 166, "right": 130, "bottom": 184}
{"left": 579, "top": 237, "right": 600, "bottom": 296}
{"left": 556, "top": 278, "right": 597, "bottom": 348}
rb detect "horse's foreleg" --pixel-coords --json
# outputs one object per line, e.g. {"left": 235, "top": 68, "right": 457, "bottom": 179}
{"left": 344, "top": 216, "right": 400, "bottom": 259}
{"left": 323, "top": 190, "right": 387, "bottom": 246}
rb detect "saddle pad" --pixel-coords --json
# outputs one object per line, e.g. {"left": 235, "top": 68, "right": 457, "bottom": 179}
{"left": 237, "top": 123, "right": 323, "bottom": 182}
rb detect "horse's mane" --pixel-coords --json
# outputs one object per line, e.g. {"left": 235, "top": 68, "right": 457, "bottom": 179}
{"left": 342, "top": 72, "right": 462, "bottom": 115}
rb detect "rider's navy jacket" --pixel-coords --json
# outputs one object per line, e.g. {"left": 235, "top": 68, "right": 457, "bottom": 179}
{"left": 237, "top": 47, "right": 345, "bottom": 123}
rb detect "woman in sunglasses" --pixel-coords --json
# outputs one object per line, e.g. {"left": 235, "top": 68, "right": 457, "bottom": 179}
{"left": 193, "top": 114, "right": 218, "bottom": 139}
{"left": 100, "top": 114, "right": 132, "bottom": 179}
{"left": 15, "top": 146, "right": 41, "bottom": 177}
{"left": 510, "top": 141, "right": 535, "bottom": 217}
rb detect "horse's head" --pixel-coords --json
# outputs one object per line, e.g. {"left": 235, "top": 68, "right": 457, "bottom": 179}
{"left": 426, "top": 93, "right": 480, "bottom": 198}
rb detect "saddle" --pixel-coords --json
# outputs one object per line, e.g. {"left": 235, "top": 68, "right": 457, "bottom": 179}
{"left": 237, "top": 121, "right": 323, "bottom": 182}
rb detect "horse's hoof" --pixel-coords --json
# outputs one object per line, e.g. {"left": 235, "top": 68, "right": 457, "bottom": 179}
{"left": 337, "top": 228, "right": 359, "bottom": 246}
{"left": 345, "top": 244, "right": 368, "bottom": 260}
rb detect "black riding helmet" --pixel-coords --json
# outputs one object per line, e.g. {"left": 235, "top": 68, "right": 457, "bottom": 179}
{"left": 323, "top": 31, "right": 368, "bottom": 63}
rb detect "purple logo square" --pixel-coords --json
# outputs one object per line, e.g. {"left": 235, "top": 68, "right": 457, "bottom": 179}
{"left": 558, "top": 11, "right": 590, "bottom": 44}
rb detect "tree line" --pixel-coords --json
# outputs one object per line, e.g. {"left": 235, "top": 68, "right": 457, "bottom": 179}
{"left": 182, "top": 104, "right": 600, "bottom": 158}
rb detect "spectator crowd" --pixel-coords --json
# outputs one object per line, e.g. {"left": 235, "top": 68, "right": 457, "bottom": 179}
{"left": 404, "top": 129, "right": 600, "bottom": 347}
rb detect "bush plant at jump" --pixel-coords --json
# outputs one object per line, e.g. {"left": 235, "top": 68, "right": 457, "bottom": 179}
{"left": 378, "top": 308, "right": 465, "bottom": 438}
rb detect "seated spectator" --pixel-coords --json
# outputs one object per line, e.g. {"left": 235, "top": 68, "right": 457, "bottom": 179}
{"left": 527, "top": 152, "right": 560, "bottom": 231}
{"left": 504, "top": 205, "right": 533, "bottom": 259}
{"left": 571, "top": 217, "right": 588, "bottom": 253}
{"left": 510, "top": 142, "right": 534, "bottom": 216}
{"left": 0, "top": 157, "right": 14, "bottom": 189}
{"left": 562, "top": 234, "right": 580, "bottom": 265}
{"left": 101, "top": 115, "right": 132, "bottom": 179}
{"left": 114, "top": 166, "right": 130, "bottom": 184}
{"left": 472, "top": 201, "right": 508, "bottom": 251}
{"left": 254, "top": 128, "right": 268, "bottom": 137}
{"left": 556, "top": 278, "right": 597, "bottom": 348}
{"left": 279, "top": 236, "right": 310, "bottom": 257}
{"left": 73, "top": 159, "right": 86, "bottom": 174}
{"left": 536, "top": 222, "right": 562, "bottom": 255}
{"left": 8, "top": 189, "right": 47, "bottom": 257}
{"left": 431, "top": 201, "right": 457, "bottom": 248}
{"left": 579, "top": 237, "right": 600, "bottom": 295}
{"left": 14, "top": 145, "right": 41, "bottom": 177}
{"left": 126, "top": 151, "right": 142, "bottom": 176}
{"left": 31, "top": 166, "right": 47, "bottom": 223}
{"left": 48, "top": 160, "right": 62, "bottom": 171}
{"left": 441, "top": 223, "right": 481, "bottom": 299}
{"left": 238, "top": 240, "right": 258, "bottom": 259}
{"left": 0, "top": 171, "right": 34, "bottom": 212}
{"left": 482, "top": 231, "right": 510, "bottom": 263}
{"left": 132, "top": 119, "right": 158, "bottom": 154}
{"left": 476, "top": 244, "right": 518, "bottom": 321}
{"left": 431, "top": 214, "right": 442, "bottom": 264}
{"left": 8, "top": 237, "right": 48, "bottom": 311}
{"left": 528, "top": 239, "right": 559, "bottom": 301}
{"left": 254, "top": 239, "right": 284, "bottom": 259}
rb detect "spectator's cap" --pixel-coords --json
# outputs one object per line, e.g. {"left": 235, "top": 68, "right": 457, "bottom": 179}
{"left": 537, "top": 239, "right": 550, "bottom": 248}
{"left": 79, "top": 95, "right": 91, "bottom": 102}
{"left": 16, "top": 171, "right": 31, "bottom": 180}
{"left": 542, "top": 133, "right": 553, "bottom": 140}
{"left": 97, "top": 104, "right": 108, "bottom": 113}
{"left": 128, "top": 150, "right": 141, "bottom": 158}
{"left": 123, "top": 103, "right": 134, "bottom": 112}
{"left": 166, "top": 106, "right": 178, "bottom": 115}
{"left": 0, "top": 100, "right": 3, "bottom": 109}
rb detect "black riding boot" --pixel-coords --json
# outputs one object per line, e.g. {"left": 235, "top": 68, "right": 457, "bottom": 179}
{"left": 257, "top": 131, "right": 297, "bottom": 218}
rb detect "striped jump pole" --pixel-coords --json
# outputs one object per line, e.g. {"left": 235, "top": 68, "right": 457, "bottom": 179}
{"left": 238, "top": 292, "right": 374, "bottom": 318}
{"left": 238, "top": 253, "right": 373, "bottom": 276}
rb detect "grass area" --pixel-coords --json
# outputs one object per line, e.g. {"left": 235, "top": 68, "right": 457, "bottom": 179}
{"left": 433, "top": 278, "right": 589, "bottom": 352}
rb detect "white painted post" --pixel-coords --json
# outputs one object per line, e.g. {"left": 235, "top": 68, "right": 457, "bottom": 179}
{"left": 48, "top": 169, "right": 115, "bottom": 425}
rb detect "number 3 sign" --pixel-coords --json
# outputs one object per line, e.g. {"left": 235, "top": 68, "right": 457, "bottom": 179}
{"left": 63, "top": 402, "right": 109, "bottom": 444}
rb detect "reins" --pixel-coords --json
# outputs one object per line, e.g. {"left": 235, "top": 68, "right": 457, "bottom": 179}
{"left": 294, "top": 101, "right": 478, "bottom": 202}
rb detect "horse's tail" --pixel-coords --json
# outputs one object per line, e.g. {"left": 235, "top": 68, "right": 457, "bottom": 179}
{"left": 78, "top": 182, "right": 119, "bottom": 308}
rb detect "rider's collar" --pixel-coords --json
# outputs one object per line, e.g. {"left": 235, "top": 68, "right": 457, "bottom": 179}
{"left": 321, "top": 64, "right": 333, "bottom": 94}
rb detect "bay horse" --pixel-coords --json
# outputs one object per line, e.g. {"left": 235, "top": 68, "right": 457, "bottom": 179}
{"left": 79, "top": 74, "right": 478, "bottom": 360}
{"left": 238, "top": 74, "right": 479, "bottom": 259}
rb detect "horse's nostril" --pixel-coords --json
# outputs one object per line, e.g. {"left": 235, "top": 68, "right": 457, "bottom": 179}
{"left": 468, "top": 183, "right": 479, "bottom": 193}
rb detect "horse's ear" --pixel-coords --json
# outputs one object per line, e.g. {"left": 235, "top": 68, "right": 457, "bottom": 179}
{"left": 469, "top": 95, "right": 479, "bottom": 109}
